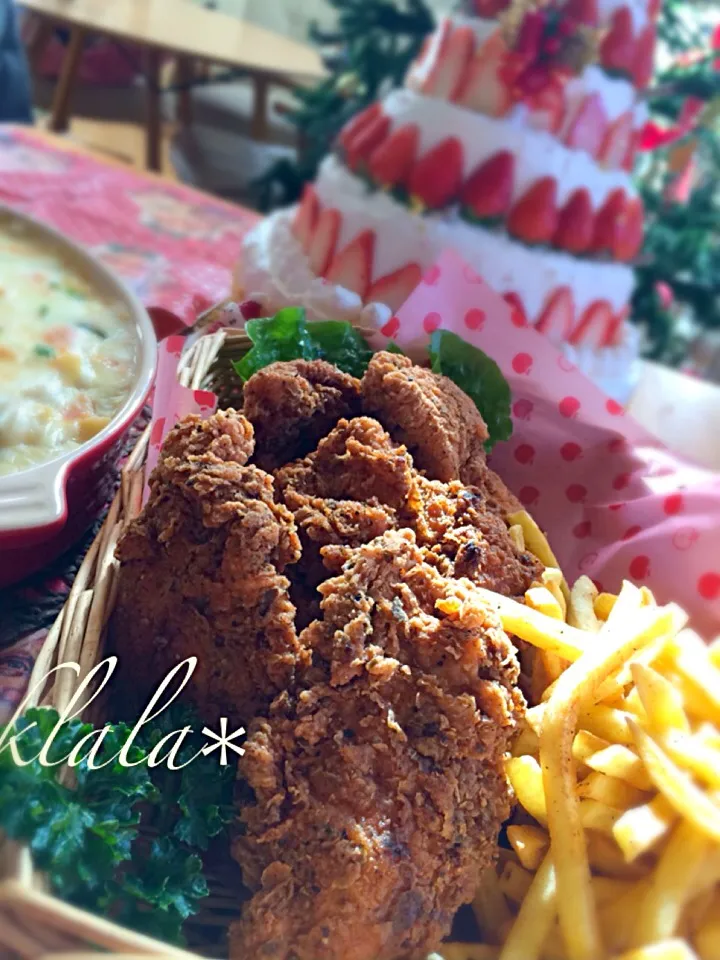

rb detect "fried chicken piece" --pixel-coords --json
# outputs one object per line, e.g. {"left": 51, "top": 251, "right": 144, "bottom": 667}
{"left": 111, "top": 411, "right": 307, "bottom": 724}
{"left": 361, "top": 351, "right": 489, "bottom": 483}
{"left": 231, "top": 530, "right": 524, "bottom": 960}
{"left": 275, "top": 417, "right": 414, "bottom": 625}
{"left": 242, "top": 359, "right": 361, "bottom": 471}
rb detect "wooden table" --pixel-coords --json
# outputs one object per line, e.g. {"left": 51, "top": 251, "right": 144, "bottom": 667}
{"left": 20, "top": 0, "right": 326, "bottom": 170}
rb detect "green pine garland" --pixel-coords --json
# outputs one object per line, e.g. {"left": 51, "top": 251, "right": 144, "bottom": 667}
{"left": 252, "top": 0, "right": 434, "bottom": 211}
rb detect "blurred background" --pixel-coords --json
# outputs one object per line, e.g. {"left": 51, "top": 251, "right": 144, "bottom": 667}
{"left": 6, "top": 0, "right": 720, "bottom": 375}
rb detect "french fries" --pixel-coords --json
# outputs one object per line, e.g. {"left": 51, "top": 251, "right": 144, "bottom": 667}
{"left": 464, "top": 572, "right": 720, "bottom": 960}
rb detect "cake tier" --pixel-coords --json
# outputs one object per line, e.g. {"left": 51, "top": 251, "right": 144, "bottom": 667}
{"left": 469, "top": 0, "right": 656, "bottom": 47}
{"left": 405, "top": 16, "right": 650, "bottom": 169}
{"left": 238, "top": 158, "right": 635, "bottom": 350}
{"left": 236, "top": 202, "right": 640, "bottom": 403}
{"left": 338, "top": 90, "right": 643, "bottom": 262}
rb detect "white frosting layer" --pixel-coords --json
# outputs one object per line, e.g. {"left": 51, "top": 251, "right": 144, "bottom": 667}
{"left": 236, "top": 202, "right": 640, "bottom": 403}
{"left": 379, "top": 88, "right": 636, "bottom": 210}
{"left": 243, "top": 159, "right": 635, "bottom": 322}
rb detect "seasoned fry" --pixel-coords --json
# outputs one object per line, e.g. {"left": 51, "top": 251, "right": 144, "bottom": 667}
{"left": 662, "top": 732, "right": 720, "bottom": 789}
{"left": 498, "top": 853, "right": 557, "bottom": 960}
{"left": 511, "top": 724, "right": 540, "bottom": 758}
{"left": 631, "top": 820, "right": 709, "bottom": 947}
{"left": 506, "top": 755, "right": 548, "bottom": 824}
{"left": 578, "top": 799, "right": 623, "bottom": 835}
{"left": 507, "top": 824, "right": 549, "bottom": 872}
{"left": 584, "top": 743, "right": 653, "bottom": 791}
{"left": 498, "top": 858, "right": 534, "bottom": 903}
{"left": 632, "top": 663, "right": 690, "bottom": 735}
{"left": 631, "top": 723, "right": 720, "bottom": 843}
{"left": 473, "top": 868, "right": 513, "bottom": 946}
{"left": 586, "top": 831, "right": 650, "bottom": 879}
{"left": 578, "top": 704, "right": 636, "bottom": 745}
{"left": 508, "top": 524, "right": 525, "bottom": 552}
{"left": 437, "top": 945, "right": 501, "bottom": 960}
{"left": 538, "top": 568, "right": 568, "bottom": 621}
{"left": 526, "top": 586, "right": 565, "bottom": 621}
{"left": 594, "top": 592, "right": 617, "bottom": 621}
{"left": 539, "top": 598, "right": 678, "bottom": 960}
{"left": 567, "top": 577, "right": 601, "bottom": 633}
{"left": 694, "top": 914, "right": 720, "bottom": 960}
{"left": 572, "top": 731, "right": 610, "bottom": 765}
{"left": 616, "top": 940, "right": 700, "bottom": 959}
{"left": 507, "top": 512, "right": 568, "bottom": 599}
{"left": 613, "top": 795, "right": 678, "bottom": 863}
{"left": 576, "top": 771, "right": 650, "bottom": 809}
{"left": 475, "top": 589, "right": 589, "bottom": 662}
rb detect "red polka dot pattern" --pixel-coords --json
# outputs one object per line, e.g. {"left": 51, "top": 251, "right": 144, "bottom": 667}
{"left": 606, "top": 399, "right": 623, "bottom": 416}
{"left": 423, "top": 311, "right": 441, "bottom": 333}
{"left": 464, "top": 308, "right": 486, "bottom": 330}
{"left": 559, "top": 396, "right": 580, "bottom": 418}
{"left": 566, "top": 484, "right": 587, "bottom": 503}
{"left": 613, "top": 473, "right": 631, "bottom": 491}
{"left": 512, "top": 399, "right": 534, "bottom": 421}
{"left": 560, "top": 442, "right": 582, "bottom": 462}
{"left": 519, "top": 486, "right": 540, "bottom": 507}
{"left": 573, "top": 520, "right": 592, "bottom": 539}
{"left": 622, "top": 525, "right": 641, "bottom": 540}
{"left": 629, "top": 556, "right": 651, "bottom": 580}
{"left": 698, "top": 572, "right": 720, "bottom": 600}
{"left": 512, "top": 353, "right": 533, "bottom": 375}
{"left": 663, "top": 493, "right": 684, "bottom": 516}
{"left": 424, "top": 264, "right": 441, "bottom": 285}
{"left": 514, "top": 444, "right": 535, "bottom": 465}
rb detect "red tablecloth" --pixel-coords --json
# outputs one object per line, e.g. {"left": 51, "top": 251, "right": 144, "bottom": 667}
{"left": 0, "top": 126, "right": 260, "bottom": 322}
{"left": 0, "top": 126, "right": 261, "bottom": 715}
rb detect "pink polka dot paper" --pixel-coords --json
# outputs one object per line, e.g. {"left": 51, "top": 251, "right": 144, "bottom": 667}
{"left": 144, "top": 336, "right": 217, "bottom": 497}
{"left": 382, "top": 250, "right": 720, "bottom": 638}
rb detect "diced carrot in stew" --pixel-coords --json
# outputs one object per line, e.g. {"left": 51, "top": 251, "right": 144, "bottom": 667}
{"left": 43, "top": 326, "right": 73, "bottom": 349}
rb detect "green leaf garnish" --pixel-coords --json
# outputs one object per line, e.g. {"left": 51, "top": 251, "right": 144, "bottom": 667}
{"left": 233, "top": 306, "right": 372, "bottom": 381}
{"left": 0, "top": 705, "right": 234, "bottom": 945}
{"left": 429, "top": 329, "right": 513, "bottom": 451}
{"left": 34, "top": 344, "right": 55, "bottom": 358}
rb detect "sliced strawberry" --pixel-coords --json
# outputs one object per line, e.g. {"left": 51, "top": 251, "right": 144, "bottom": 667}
{"left": 307, "top": 208, "right": 341, "bottom": 277}
{"left": 600, "top": 7, "right": 635, "bottom": 76}
{"left": 507, "top": 177, "right": 559, "bottom": 245}
{"left": 407, "top": 19, "right": 451, "bottom": 92}
{"left": 536, "top": 287, "right": 575, "bottom": 341}
{"left": 553, "top": 188, "right": 594, "bottom": 254}
{"left": 460, "top": 151, "right": 515, "bottom": 220}
{"left": 590, "top": 189, "right": 626, "bottom": 254}
{"left": 526, "top": 76, "right": 565, "bottom": 134}
{"left": 292, "top": 184, "right": 320, "bottom": 253}
{"left": 326, "top": 229, "right": 376, "bottom": 298}
{"left": 367, "top": 263, "right": 423, "bottom": 312}
{"left": 622, "top": 127, "right": 640, "bottom": 172}
{"left": 345, "top": 114, "right": 391, "bottom": 173}
{"left": 569, "top": 300, "right": 614, "bottom": 347}
{"left": 603, "top": 306, "right": 628, "bottom": 346}
{"left": 564, "top": 93, "right": 608, "bottom": 158}
{"left": 473, "top": 0, "right": 510, "bottom": 15}
{"left": 423, "top": 24, "right": 476, "bottom": 101}
{"left": 338, "top": 104, "right": 382, "bottom": 154}
{"left": 368, "top": 124, "right": 420, "bottom": 189}
{"left": 455, "top": 32, "right": 513, "bottom": 118}
{"left": 408, "top": 137, "right": 464, "bottom": 209}
{"left": 502, "top": 292, "right": 528, "bottom": 327}
{"left": 633, "top": 25, "right": 656, "bottom": 89}
{"left": 598, "top": 111, "right": 634, "bottom": 169}
{"left": 613, "top": 198, "right": 644, "bottom": 261}
{"left": 564, "top": 0, "right": 599, "bottom": 26}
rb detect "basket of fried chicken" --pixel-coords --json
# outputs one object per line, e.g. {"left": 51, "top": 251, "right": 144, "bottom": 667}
{"left": 1, "top": 262, "right": 719, "bottom": 960}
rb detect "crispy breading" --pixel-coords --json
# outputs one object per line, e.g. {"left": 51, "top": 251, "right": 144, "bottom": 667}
{"left": 361, "top": 351, "right": 489, "bottom": 483}
{"left": 242, "top": 359, "right": 361, "bottom": 471}
{"left": 231, "top": 531, "right": 524, "bottom": 960}
{"left": 112, "top": 411, "right": 307, "bottom": 724}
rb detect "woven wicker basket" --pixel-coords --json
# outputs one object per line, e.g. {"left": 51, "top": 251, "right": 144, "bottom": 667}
{"left": 0, "top": 329, "right": 243, "bottom": 960}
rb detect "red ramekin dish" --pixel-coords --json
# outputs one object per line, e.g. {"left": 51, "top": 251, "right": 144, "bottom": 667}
{"left": 0, "top": 208, "right": 157, "bottom": 587}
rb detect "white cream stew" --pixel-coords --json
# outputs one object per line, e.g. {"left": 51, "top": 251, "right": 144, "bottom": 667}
{"left": 0, "top": 224, "right": 137, "bottom": 476}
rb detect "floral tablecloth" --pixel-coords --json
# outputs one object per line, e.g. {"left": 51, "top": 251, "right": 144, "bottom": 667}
{"left": 0, "top": 126, "right": 260, "bottom": 717}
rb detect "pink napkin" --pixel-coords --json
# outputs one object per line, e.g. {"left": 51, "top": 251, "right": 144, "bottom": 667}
{"left": 379, "top": 251, "right": 720, "bottom": 637}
